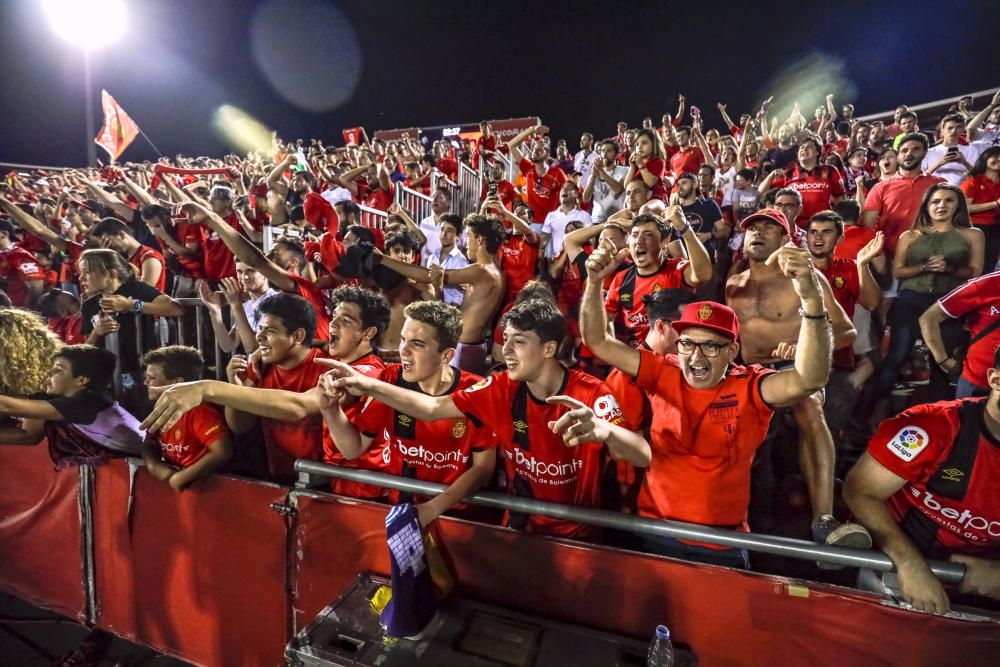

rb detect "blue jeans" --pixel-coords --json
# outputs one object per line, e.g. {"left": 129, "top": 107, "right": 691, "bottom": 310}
{"left": 638, "top": 533, "right": 750, "bottom": 569}
{"left": 956, "top": 375, "right": 989, "bottom": 399}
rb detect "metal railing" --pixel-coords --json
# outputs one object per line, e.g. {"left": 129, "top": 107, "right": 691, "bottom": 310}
{"left": 293, "top": 460, "right": 966, "bottom": 582}
{"left": 456, "top": 161, "right": 482, "bottom": 217}
{"left": 394, "top": 183, "right": 433, "bottom": 224}
{"left": 358, "top": 204, "right": 388, "bottom": 230}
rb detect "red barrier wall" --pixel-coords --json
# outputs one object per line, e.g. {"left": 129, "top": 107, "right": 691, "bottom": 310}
{"left": 0, "top": 442, "right": 86, "bottom": 621}
{"left": 291, "top": 492, "right": 1000, "bottom": 667}
{"left": 92, "top": 461, "right": 290, "bottom": 666}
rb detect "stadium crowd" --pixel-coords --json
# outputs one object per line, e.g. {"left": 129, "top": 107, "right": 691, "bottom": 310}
{"left": 1, "top": 88, "right": 999, "bottom": 616}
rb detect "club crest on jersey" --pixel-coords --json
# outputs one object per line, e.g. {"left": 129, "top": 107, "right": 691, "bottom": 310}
{"left": 465, "top": 376, "right": 493, "bottom": 393}
{"left": 887, "top": 425, "right": 929, "bottom": 461}
{"left": 697, "top": 304, "right": 714, "bottom": 321}
{"left": 451, "top": 419, "right": 467, "bottom": 438}
{"left": 833, "top": 275, "right": 845, "bottom": 289}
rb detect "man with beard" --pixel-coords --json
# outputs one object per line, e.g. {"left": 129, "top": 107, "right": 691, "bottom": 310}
{"left": 726, "top": 208, "right": 868, "bottom": 550}
{"left": 580, "top": 234, "right": 833, "bottom": 566}
{"left": 507, "top": 124, "right": 567, "bottom": 223}
{"left": 540, "top": 182, "right": 593, "bottom": 260}
{"left": 574, "top": 132, "right": 598, "bottom": 188}
{"left": 480, "top": 162, "right": 518, "bottom": 212}
{"left": 141, "top": 287, "right": 392, "bottom": 490}
{"left": 675, "top": 172, "right": 724, "bottom": 246}
{"left": 844, "top": 346, "right": 1000, "bottom": 614}
{"left": 863, "top": 133, "right": 945, "bottom": 259}
{"left": 764, "top": 124, "right": 799, "bottom": 170}
{"left": 605, "top": 210, "right": 712, "bottom": 348}
{"left": 583, "top": 139, "right": 629, "bottom": 224}
{"left": 268, "top": 153, "right": 314, "bottom": 209}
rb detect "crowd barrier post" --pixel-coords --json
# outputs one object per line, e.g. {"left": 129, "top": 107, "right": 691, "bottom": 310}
{"left": 293, "top": 460, "right": 967, "bottom": 583}
{"left": 394, "top": 183, "right": 433, "bottom": 223}
{"left": 358, "top": 204, "right": 388, "bottom": 230}
{"left": 78, "top": 464, "right": 97, "bottom": 625}
{"left": 457, "top": 162, "right": 481, "bottom": 217}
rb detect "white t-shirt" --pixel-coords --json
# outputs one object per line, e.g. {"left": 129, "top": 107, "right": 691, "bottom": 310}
{"left": 922, "top": 142, "right": 987, "bottom": 186}
{"left": 574, "top": 150, "right": 598, "bottom": 188}
{"left": 541, "top": 208, "right": 593, "bottom": 259}
{"left": 591, "top": 165, "right": 630, "bottom": 224}
{"left": 320, "top": 187, "right": 353, "bottom": 206}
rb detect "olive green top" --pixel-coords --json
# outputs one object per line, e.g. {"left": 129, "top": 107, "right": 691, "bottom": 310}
{"left": 899, "top": 228, "right": 971, "bottom": 294}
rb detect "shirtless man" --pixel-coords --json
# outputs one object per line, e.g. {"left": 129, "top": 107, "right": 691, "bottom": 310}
{"left": 378, "top": 214, "right": 506, "bottom": 375}
{"left": 726, "top": 207, "right": 869, "bottom": 549}
{"left": 376, "top": 230, "right": 436, "bottom": 363}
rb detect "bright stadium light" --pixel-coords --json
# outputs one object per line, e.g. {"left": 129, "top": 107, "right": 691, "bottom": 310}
{"left": 43, "top": 0, "right": 127, "bottom": 50}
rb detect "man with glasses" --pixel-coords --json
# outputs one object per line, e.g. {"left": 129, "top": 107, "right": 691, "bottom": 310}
{"left": 580, "top": 236, "right": 833, "bottom": 567}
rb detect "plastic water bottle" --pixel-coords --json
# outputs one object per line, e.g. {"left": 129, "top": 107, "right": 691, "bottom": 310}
{"left": 647, "top": 624, "right": 674, "bottom": 667}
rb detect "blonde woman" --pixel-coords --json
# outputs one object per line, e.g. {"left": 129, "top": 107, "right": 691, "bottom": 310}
{"left": 0, "top": 308, "right": 62, "bottom": 399}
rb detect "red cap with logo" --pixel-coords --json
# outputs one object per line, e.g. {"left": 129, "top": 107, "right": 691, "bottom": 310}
{"left": 739, "top": 207, "right": 793, "bottom": 238}
{"left": 671, "top": 301, "right": 740, "bottom": 341}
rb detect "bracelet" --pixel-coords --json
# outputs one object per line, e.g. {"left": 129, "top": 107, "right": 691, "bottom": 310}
{"left": 132, "top": 299, "right": 144, "bottom": 314}
{"left": 798, "top": 307, "right": 829, "bottom": 321}
{"left": 676, "top": 222, "right": 693, "bottom": 236}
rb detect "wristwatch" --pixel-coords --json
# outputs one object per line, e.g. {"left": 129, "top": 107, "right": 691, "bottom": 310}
{"left": 131, "top": 299, "right": 144, "bottom": 314}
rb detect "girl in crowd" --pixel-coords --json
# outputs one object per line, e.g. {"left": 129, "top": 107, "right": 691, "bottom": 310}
{"left": 961, "top": 146, "right": 1000, "bottom": 271}
{"left": 625, "top": 128, "right": 669, "bottom": 202}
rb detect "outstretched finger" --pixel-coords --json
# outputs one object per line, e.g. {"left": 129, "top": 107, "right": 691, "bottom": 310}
{"left": 546, "top": 395, "right": 587, "bottom": 411}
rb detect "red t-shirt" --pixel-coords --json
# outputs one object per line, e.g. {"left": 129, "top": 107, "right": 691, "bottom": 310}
{"left": 450, "top": 368, "right": 622, "bottom": 539}
{"left": 634, "top": 348, "right": 776, "bottom": 527}
{"left": 202, "top": 212, "right": 241, "bottom": 281}
{"left": 819, "top": 257, "right": 860, "bottom": 370}
{"left": 321, "top": 352, "right": 389, "bottom": 499}
{"left": 961, "top": 175, "right": 1000, "bottom": 227}
{"left": 305, "top": 233, "right": 346, "bottom": 276}
{"left": 361, "top": 182, "right": 394, "bottom": 212}
{"left": 480, "top": 180, "right": 519, "bottom": 214}
{"left": 669, "top": 147, "right": 703, "bottom": 178}
{"left": 632, "top": 157, "right": 669, "bottom": 202}
{"left": 130, "top": 245, "right": 167, "bottom": 292}
{"left": 604, "top": 366, "right": 650, "bottom": 515}
{"left": 153, "top": 403, "right": 229, "bottom": 468}
{"left": 835, "top": 225, "right": 877, "bottom": 261}
{"left": 771, "top": 164, "right": 846, "bottom": 229}
{"left": 436, "top": 157, "right": 459, "bottom": 182}
{"left": 867, "top": 399, "right": 1000, "bottom": 558}
{"left": 357, "top": 365, "right": 498, "bottom": 504}
{"left": 938, "top": 272, "right": 1000, "bottom": 387}
{"left": 499, "top": 233, "right": 539, "bottom": 305}
{"left": 473, "top": 135, "right": 497, "bottom": 169}
{"left": 49, "top": 314, "right": 84, "bottom": 345}
{"left": 863, "top": 173, "right": 945, "bottom": 258}
{"left": 518, "top": 158, "right": 566, "bottom": 223}
{"left": 288, "top": 273, "right": 330, "bottom": 342}
{"left": 604, "top": 259, "right": 691, "bottom": 346}
{"left": 0, "top": 245, "right": 45, "bottom": 307}
{"left": 245, "top": 347, "right": 329, "bottom": 480}
{"left": 172, "top": 220, "right": 205, "bottom": 281}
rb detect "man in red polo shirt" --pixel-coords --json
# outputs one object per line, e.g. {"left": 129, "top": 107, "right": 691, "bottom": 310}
{"left": 920, "top": 270, "right": 1000, "bottom": 398}
{"left": 862, "top": 132, "right": 945, "bottom": 258}
{"left": 480, "top": 162, "right": 518, "bottom": 212}
{"left": 581, "top": 234, "right": 837, "bottom": 567}
{"left": 507, "top": 124, "right": 567, "bottom": 223}
{"left": 321, "top": 298, "right": 650, "bottom": 540}
{"left": 844, "top": 354, "right": 1000, "bottom": 614}
{"left": 761, "top": 135, "right": 846, "bottom": 229}
{"left": 604, "top": 209, "right": 712, "bottom": 347}
{"left": 473, "top": 120, "right": 497, "bottom": 170}
{"left": 665, "top": 126, "right": 705, "bottom": 178}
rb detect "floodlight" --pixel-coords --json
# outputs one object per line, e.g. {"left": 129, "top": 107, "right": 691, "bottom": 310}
{"left": 43, "top": 0, "right": 127, "bottom": 50}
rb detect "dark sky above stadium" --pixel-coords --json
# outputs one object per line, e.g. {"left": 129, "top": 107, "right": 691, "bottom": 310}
{"left": 1, "top": 0, "right": 997, "bottom": 166}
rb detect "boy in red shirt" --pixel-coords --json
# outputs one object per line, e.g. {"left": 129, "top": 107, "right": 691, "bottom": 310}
{"left": 319, "top": 301, "right": 499, "bottom": 525}
{"left": 140, "top": 346, "right": 232, "bottom": 492}
{"left": 38, "top": 288, "right": 85, "bottom": 345}
{"left": 323, "top": 299, "right": 650, "bottom": 539}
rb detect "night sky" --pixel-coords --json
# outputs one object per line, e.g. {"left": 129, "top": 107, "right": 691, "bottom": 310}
{"left": 1, "top": 0, "right": 997, "bottom": 166}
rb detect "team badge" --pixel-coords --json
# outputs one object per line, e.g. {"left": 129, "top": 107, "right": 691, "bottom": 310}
{"left": 833, "top": 276, "right": 845, "bottom": 289}
{"left": 452, "top": 419, "right": 467, "bottom": 438}
{"left": 697, "top": 304, "right": 714, "bottom": 321}
{"left": 465, "top": 376, "right": 493, "bottom": 393}
{"left": 886, "top": 425, "right": 929, "bottom": 461}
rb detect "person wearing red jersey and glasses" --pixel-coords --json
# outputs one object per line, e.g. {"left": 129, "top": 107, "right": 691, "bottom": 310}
{"left": 321, "top": 298, "right": 651, "bottom": 540}
{"left": 845, "top": 346, "right": 1000, "bottom": 614}
{"left": 580, "top": 234, "right": 834, "bottom": 567}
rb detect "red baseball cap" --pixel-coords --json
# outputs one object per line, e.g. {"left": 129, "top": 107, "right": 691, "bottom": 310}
{"left": 671, "top": 301, "right": 740, "bottom": 341}
{"left": 739, "top": 207, "right": 793, "bottom": 238}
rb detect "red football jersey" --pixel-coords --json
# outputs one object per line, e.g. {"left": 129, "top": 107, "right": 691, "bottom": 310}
{"left": 518, "top": 158, "right": 566, "bottom": 223}
{"left": 0, "top": 245, "right": 46, "bottom": 306}
{"left": 634, "top": 157, "right": 669, "bottom": 202}
{"left": 669, "top": 147, "right": 703, "bottom": 178}
{"left": 356, "top": 365, "right": 498, "bottom": 503}
{"left": 362, "top": 182, "right": 393, "bottom": 212}
{"left": 287, "top": 273, "right": 330, "bottom": 342}
{"left": 49, "top": 314, "right": 84, "bottom": 345}
{"left": 867, "top": 399, "right": 1000, "bottom": 558}
{"left": 818, "top": 257, "right": 860, "bottom": 369}
{"left": 771, "top": 164, "right": 846, "bottom": 229}
{"left": 938, "top": 272, "right": 1000, "bottom": 387}
{"left": 603, "top": 366, "right": 650, "bottom": 514}
{"left": 604, "top": 259, "right": 691, "bottom": 346}
{"left": 153, "top": 403, "right": 229, "bottom": 468}
{"left": 480, "top": 180, "right": 519, "bottom": 214}
{"left": 450, "top": 368, "right": 623, "bottom": 539}
{"left": 500, "top": 233, "right": 540, "bottom": 304}
{"left": 202, "top": 212, "right": 241, "bottom": 281}
{"left": 130, "top": 244, "right": 167, "bottom": 292}
{"left": 245, "top": 347, "right": 329, "bottom": 480}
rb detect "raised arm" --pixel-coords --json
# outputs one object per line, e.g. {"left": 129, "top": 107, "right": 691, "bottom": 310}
{"left": 967, "top": 90, "right": 1000, "bottom": 137}
{"left": 81, "top": 178, "right": 135, "bottom": 221}
{"left": 320, "top": 358, "right": 463, "bottom": 422}
{"left": 0, "top": 195, "right": 67, "bottom": 251}
{"left": 758, "top": 246, "right": 833, "bottom": 407}
{"left": 506, "top": 124, "right": 546, "bottom": 163}
{"left": 668, "top": 205, "right": 713, "bottom": 286}
{"left": 490, "top": 197, "right": 538, "bottom": 243}
{"left": 579, "top": 240, "right": 641, "bottom": 377}
{"left": 266, "top": 154, "right": 295, "bottom": 195}
{"left": 855, "top": 232, "right": 885, "bottom": 312}
{"left": 692, "top": 126, "right": 720, "bottom": 170}
{"left": 377, "top": 252, "right": 432, "bottom": 284}
{"left": 717, "top": 102, "right": 738, "bottom": 133}
{"left": 387, "top": 202, "right": 427, "bottom": 245}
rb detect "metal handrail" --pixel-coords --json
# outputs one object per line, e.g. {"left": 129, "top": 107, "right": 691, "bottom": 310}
{"left": 293, "top": 460, "right": 966, "bottom": 582}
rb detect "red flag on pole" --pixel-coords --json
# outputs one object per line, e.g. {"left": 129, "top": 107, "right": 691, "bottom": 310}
{"left": 94, "top": 90, "right": 140, "bottom": 161}
{"left": 342, "top": 127, "right": 364, "bottom": 146}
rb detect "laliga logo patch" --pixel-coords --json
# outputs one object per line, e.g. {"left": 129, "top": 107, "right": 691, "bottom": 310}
{"left": 697, "top": 304, "right": 714, "bottom": 321}
{"left": 452, "top": 419, "right": 467, "bottom": 438}
{"left": 833, "top": 275, "right": 845, "bottom": 289}
{"left": 887, "top": 425, "right": 929, "bottom": 461}
{"left": 465, "top": 376, "right": 493, "bottom": 393}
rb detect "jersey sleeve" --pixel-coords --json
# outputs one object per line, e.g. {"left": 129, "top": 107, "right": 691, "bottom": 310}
{"left": 604, "top": 270, "right": 624, "bottom": 314}
{"left": 355, "top": 395, "right": 393, "bottom": 439}
{"left": 938, "top": 277, "right": 988, "bottom": 319}
{"left": 830, "top": 167, "right": 846, "bottom": 197}
{"left": 12, "top": 254, "right": 45, "bottom": 281}
{"left": 589, "top": 382, "right": 626, "bottom": 428}
{"left": 518, "top": 158, "right": 532, "bottom": 176}
{"left": 634, "top": 347, "right": 672, "bottom": 394}
{"left": 862, "top": 181, "right": 884, "bottom": 214}
{"left": 866, "top": 407, "right": 953, "bottom": 482}
{"left": 190, "top": 404, "right": 229, "bottom": 446}
{"left": 450, "top": 373, "right": 511, "bottom": 441}
{"left": 959, "top": 177, "right": 976, "bottom": 199}
{"left": 746, "top": 365, "right": 779, "bottom": 414}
